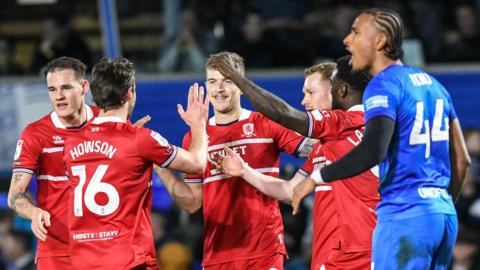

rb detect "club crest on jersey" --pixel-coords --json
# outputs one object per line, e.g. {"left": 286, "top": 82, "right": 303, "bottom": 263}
{"left": 52, "top": 135, "right": 64, "bottom": 144}
{"left": 150, "top": 131, "right": 168, "bottom": 147}
{"left": 242, "top": 123, "right": 256, "bottom": 137}
{"left": 14, "top": 140, "right": 23, "bottom": 160}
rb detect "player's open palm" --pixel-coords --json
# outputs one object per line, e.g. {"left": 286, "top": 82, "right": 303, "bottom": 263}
{"left": 178, "top": 82, "right": 209, "bottom": 127}
{"left": 220, "top": 146, "right": 245, "bottom": 177}
{"left": 31, "top": 208, "right": 51, "bottom": 242}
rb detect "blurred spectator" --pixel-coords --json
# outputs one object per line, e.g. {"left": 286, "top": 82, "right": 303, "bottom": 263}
{"left": 456, "top": 128, "right": 480, "bottom": 229}
{"left": 247, "top": 0, "right": 311, "bottom": 67}
{"left": 303, "top": 4, "right": 353, "bottom": 63}
{"left": 0, "top": 210, "right": 14, "bottom": 269}
{"left": 0, "top": 210, "right": 13, "bottom": 235}
{"left": 0, "top": 230, "right": 35, "bottom": 270}
{"left": 157, "top": 242, "right": 193, "bottom": 270}
{"left": 29, "top": 13, "right": 92, "bottom": 74}
{"left": 406, "top": 0, "right": 448, "bottom": 62}
{"left": 162, "top": 0, "right": 182, "bottom": 42}
{"left": 451, "top": 224, "right": 480, "bottom": 270}
{"left": 158, "top": 8, "right": 216, "bottom": 72}
{"left": 444, "top": 4, "right": 480, "bottom": 62}
{"left": 0, "top": 39, "right": 23, "bottom": 75}
{"left": 151, "top": 211, "right": 170, "bottom": 248}
{"left": 227, "top": 9, "right": 275, "bottom": 68}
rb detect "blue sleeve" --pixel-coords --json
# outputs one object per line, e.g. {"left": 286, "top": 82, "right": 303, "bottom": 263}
{"left": 447, "top": 95, "right": 458, "bottom": 121}
{"left": 363, "top": 76, "right": 402, "bottom": 122}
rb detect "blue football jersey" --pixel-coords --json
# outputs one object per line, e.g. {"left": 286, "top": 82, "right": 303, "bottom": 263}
{"left": 363, "top": 64, "right": 457, "bottom": 220}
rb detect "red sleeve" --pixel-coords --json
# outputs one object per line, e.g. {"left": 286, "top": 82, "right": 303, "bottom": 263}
{"left": 307, "top": 109, "right": 364, "bottom": 140}
{"left": 137, "top": 128, "right": 178, "bottom": 168}
{"left": 182, "top": 131, "right": 203, "bottom": 183}
{"left": 266, "top": 116, "right": 308, "bottom": 157}
{"left": 12, "top": 126, "right": 42, "bottom": 174}
{"left": 298, "top": 142, "right": 324, "bottom": 176}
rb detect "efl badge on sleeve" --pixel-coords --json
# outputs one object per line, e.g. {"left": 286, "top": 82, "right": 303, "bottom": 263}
{"left": 242, "top": 123, "right": 256, "bottom": 137}
{"left": 150, "top": 131, "right": 169, "bottom": 147}
{"left": 14, "top": 140, "right": 24, "bottom": 160}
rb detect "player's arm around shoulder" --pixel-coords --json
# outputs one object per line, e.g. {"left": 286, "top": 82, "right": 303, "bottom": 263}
{"left": 153, "top": 166, "right": 202, "bottom": 213}
{"left": 208, "top": 53, "right": 310, "bottom": 136}
{"left": 8, "top": 172, "right": 51, "bottom": 241}
{"left": 449, "top": 119, "right": 471, "bottom": 201}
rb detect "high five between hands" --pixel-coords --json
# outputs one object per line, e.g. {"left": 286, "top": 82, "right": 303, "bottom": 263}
{"left": 211, "top": 146, "right": 318, "bottom": 215}
{"left": 177, "top": 82, "right": 210, "bottom": 128}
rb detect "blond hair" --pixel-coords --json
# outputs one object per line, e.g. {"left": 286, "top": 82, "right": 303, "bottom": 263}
{"left": 205, "top": 52, "right": 245, "bottom": 76}
{"left": 304, "top": 62, "right": 336, "bottom": 80}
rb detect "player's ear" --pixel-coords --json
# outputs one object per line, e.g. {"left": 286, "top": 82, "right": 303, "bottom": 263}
{"left": 375, "top": 32, "right": 388, "bottom": 52}
{"left": 125, "top": 86, "right": 134, "bottom": 101}
{"left": 338, "top": 83, "right": 348, "bottom": 98}
{"left": 81, "top": 79, "right": 90, "bottom": 96}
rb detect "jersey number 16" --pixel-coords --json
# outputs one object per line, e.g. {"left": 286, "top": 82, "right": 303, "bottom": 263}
{"left": 71, "top": 165, "right": 120, "bottom": 217}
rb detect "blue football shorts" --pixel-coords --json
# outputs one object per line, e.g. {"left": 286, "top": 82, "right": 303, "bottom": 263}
{"left": 372, "top": 213, "right": 458, "bottom": 270}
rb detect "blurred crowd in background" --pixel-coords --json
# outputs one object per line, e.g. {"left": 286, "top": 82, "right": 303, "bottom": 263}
{"left": 0, "top": 0, "right": 480, "bottom": 75}
{"left": 0, "top": 0, "right": 480, "bottom": 269}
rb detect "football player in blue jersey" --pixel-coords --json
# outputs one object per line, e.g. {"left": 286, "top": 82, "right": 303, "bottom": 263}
{"left": 291, "top": 7, "right": 471, "bottom": 270}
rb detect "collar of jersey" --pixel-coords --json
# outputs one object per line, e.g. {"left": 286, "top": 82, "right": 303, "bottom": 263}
{"left": 208, "top": 109, "right": 251, "bottom": 126}
{"left": 92, "top": 116, "right": 126, "bottom": 124}
{"left": 347, "top": 104, "right": 364, "bottom": 112}
{"left": 51, "top": 105, "right": 94, "bottom": 129}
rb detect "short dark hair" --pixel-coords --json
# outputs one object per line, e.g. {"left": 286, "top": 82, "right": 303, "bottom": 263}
{"left": 91, "top": 58, "right": 136, "bottom": 111}
{"left": 362, "top": 8, "right": 404, "bottom": 60}
{"left": 334, "top": 55, "right": 371, "bottom": 92}
{"left": 43, "top": 56, "right": 87, "bottom": 79}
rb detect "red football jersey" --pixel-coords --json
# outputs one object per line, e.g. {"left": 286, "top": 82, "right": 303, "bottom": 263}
{"left": 299, "top": 106, "right": 380, "bottom": 269}
{"left": 183, "top": 109, "right": 308, "bottom": 266}
{"left": 307, "top": 107, "right": 365, "bottom": 140}
{"left": 63, "top": 116, "right": 177, "bottom": 269}
{"left": 12, "top": 105, "right": 98, "bottom": 258}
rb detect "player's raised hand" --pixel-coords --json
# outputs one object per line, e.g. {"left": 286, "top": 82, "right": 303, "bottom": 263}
{"left": 133, "top": 115, "right": 151, "bottom": 127}
{"left": 178, "top": 83, "right": 209, "bottom": 127}
{"left": 31, "top": 208, "right": 51, "bottom": 241}
{"left": 291, "top": 177, "right": 316, "bottom": 215}
{"left": 220, "top": 146, "right": 246, "bottom": 177}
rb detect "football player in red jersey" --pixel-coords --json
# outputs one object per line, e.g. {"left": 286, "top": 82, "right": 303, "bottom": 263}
{"left": 214, "top": 55, "right": 380, "bottom": 270}
{"left": 8, "top": 57, "right": 99, "bottom": 270}
{"left": 63, "top": 57, "right": 208, "bottom": 269}
{"left": 155, "top": 52, "right": 317, "bottom": 270}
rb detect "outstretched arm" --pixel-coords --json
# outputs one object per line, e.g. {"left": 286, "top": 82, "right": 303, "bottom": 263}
{"left": 154, "top": 166, "right": 203, "bottom": 213}
{"left": 171, "top": 83, "right": 209, "bottom": 174}
{"left": 210, "top": 54, "right": 309, "bottom": 136}
{"left": 215, "top": 147, "right": 304, "bottom": 203}
{"left": 318, "top": 116, "right": 394, "bottom": 182}
{"left": 292, "top": 116, "right": 394, "bottom": 214}
{"left": 448, "top": 119, "right": 471, "bottom": 201}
